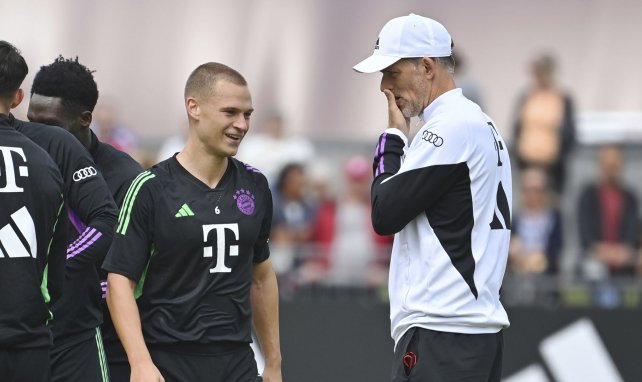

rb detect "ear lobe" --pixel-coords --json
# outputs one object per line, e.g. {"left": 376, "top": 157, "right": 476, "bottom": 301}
{"left": 10, "top": 89, "right": 24, "bottom": 108}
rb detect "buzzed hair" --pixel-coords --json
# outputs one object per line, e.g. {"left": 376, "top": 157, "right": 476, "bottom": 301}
{"left": 184, "top": 62, "right": 247, "bottom": 100}
{"left": 0, "top": 40, "right": 28, "bottom": 100}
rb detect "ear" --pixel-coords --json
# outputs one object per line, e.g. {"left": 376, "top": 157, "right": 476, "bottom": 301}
{"left": 421, "top": 57, "right": 436, "bottom": 79}
{"left": 10, "top": 89, "right": 24, "bottom": 108}
{"left": 186, "top": 97, "right": 200, "bottom": 120}
{"left": 79, "top": 110, "right": 93, "bottom": 128}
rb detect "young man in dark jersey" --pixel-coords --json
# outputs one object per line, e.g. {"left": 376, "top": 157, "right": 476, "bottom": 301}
{"left": 104, "top": 63, "right": 282, "bottom": 382}
{"left": 0, "top": 40, "right": 118, "bottom": 380}
{"left": 0, "top": 41, "right": 65, "bottom": 382}
{"left": 28, "top": 56, "right": 144, "bottom": 382}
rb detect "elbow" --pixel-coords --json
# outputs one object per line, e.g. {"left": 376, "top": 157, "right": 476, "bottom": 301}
{"left": 371, "top": 211, "right": 402, "bottom": 236}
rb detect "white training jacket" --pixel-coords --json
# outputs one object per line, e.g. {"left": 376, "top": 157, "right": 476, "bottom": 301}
{"left": 371, "top": 88, "right": 512, "bottom": 347}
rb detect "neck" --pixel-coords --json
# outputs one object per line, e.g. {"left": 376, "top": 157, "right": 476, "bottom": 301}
{"left": 0, "top": 104, "right": 11, "bottom": 116}
{"left": 78, "top": 130, "right": 93, "bottom": 150}
{"left": 176, "top": 138, "right": 228, "bottom": 189}
{"left": 424, "top": 75, "right": 456, "bottom": 111}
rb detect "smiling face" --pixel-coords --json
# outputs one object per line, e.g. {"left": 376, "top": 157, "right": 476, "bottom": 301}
{"left": 379, "top": 58, "right": 431, "bottom": 119}
{"left": 188, "top": 79, "right": 254, "bottom": 158}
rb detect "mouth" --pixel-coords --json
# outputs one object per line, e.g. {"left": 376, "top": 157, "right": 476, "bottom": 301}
{"left": 225, "top": 133, "right": 243, "bottom": 142}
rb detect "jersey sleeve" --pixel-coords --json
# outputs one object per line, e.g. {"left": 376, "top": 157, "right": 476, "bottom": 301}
{"left": 371, "top": 121, "right": 472, "bottom": 236}
{"left": 252, "top": 174, "right": 272, "bottom": 263}
{"left": 102, "top": 171, "right": 156, "bottom": 282}
{"left": 41, "top": 127, "right": 118, "bottom": 270}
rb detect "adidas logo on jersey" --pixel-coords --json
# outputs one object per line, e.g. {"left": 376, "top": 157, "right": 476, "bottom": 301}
{"left": 0, "top": 206, "right": 37, "bottom": 258}
{"left": 175, "top": 203, "right": 195, "bottom": 218}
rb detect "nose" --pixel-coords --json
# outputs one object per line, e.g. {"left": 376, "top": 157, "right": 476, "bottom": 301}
{"left": 233, "top": 114, "right": 249, "bottom": 132}
{"left": 380, "top": 73, "right": 392, "bottom": 93}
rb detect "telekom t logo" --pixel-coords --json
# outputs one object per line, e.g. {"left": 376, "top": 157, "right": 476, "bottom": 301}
{"left": 202, "top": 223, "right": 239, "bottom": 273}
{"left": 0, "top": 146, "right": 29, "bottom": 193}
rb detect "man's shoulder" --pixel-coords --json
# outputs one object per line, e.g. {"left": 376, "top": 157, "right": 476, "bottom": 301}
{"left": 1, "top": 128, "right": 60, "bottom": 167}
{"left": 14, "top": 118, "right": 78, "bottom": 145}
{"left": 94, "top": 141, "right": 144, "bottom": 180}
{"left": 230, "top": 157, "right": 269, "bottom": 188}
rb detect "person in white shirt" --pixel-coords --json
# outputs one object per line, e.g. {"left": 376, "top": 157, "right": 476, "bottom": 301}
{"left": 354, "top": 13, "right": 512, "bottom": 382}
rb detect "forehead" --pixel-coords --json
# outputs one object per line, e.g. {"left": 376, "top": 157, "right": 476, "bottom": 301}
{"left": 28, "top": 94, "right": 67, "bottom": 118}
{"left": 207, "top": 80, "right": 252, "bottom": 110}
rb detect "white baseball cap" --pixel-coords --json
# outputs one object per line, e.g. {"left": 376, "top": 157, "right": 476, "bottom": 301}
{"left": 353, "top": 13, "right": 453, "bottom": 73}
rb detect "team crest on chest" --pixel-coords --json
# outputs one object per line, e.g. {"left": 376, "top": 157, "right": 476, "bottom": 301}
{"left": 234, "top": 188, "right": 255, "bottom": 215}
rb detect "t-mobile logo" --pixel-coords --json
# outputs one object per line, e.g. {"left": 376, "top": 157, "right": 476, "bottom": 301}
{"left": 202, "top": 223, "right": 239, "bottom": 273}
{"left": 0, "top": 146, "right": 29, "bottom": 193}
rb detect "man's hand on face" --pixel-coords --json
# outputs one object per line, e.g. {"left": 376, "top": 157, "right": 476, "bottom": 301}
{"left": 383, "top": 89, "right": 410, "bottom": 137}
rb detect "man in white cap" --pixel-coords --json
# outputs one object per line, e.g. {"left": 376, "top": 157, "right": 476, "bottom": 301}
{"left": 354, "top": 14, "right": 512, "bottom": 381}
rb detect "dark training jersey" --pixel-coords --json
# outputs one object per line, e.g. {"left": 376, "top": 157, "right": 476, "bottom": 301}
{"left": 0, "top": 122, "right": 64, "bottom": 348}
{"left": 104, "top": 156, "right": 272, "bottom": 348}
{"left": 52, "top": 131, "right": 143, "bottom": 348}
{"left": 2, "top": 113, "right": 118, "bottom": 346}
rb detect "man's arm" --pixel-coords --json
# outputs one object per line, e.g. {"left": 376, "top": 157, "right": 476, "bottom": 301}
{"left": 370, "top": 90, "right": 469, "bottom": 235}
{"left": 14, "top": 120, "right": 118, "bottom": 268}
{"left": 107, "top": 273, "right": 164, "bottom": 382}
{"left": 251, "top": 259, "right": 282, "bottom": 382}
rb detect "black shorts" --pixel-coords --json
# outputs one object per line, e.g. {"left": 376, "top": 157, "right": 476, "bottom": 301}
{"left": 51, "top": 328, "right": 110, "bottom": 382}
{"left": 0, "top": 346, "right": 50, "bottom": 382}
{"left": 149, "top": 344, "right": 262, "bottom": 382}
{"left": 392, "top": 327, "right": 503, "bottom": 382}
{"left": 103, "top": 339, "right": 129, "bottom": 382}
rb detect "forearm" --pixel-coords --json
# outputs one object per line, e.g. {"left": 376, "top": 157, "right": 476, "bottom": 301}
{"left": 251, "top": 260, "right": 282, "bottom": 368}
{"left": 66, "top": 211, "right": 116, "bottom": 269}
{"left": 106, "top": 273, "right": 153, "bottom": 365}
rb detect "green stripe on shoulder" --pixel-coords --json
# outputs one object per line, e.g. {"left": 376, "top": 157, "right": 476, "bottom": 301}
{"left": 117, "top": 171, "right": 155, "bottom": 235}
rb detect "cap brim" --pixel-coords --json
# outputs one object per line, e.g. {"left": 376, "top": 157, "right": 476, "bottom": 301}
{"left": 353, "top": 54, "right": 401, "bottom": 73}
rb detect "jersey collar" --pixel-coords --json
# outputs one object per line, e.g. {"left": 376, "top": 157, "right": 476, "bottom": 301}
{"left": 169, "top": 155, "right": 233, "bottom": 192}
{"left": 420, "top": 88, "right": 463, "bottom": 123}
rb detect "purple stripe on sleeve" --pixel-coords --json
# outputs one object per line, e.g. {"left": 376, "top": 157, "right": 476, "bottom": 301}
{"left": 378, "top": 133, "right": 387, "bottom": 175}
{"left": 68, "top": 227, "right": 96, "bottom": 252}
{"left": 380, "top": 133, "right": 387, "bottom": 155}
{"left": 67, "top": 209, "right": 87, "bottom": 234}
{"left": 67, "top": 230, "right": 102, "bottom": 259}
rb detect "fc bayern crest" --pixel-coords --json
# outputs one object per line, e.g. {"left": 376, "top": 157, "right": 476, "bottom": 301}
{"left": 234, "top": 188, "right": 256, "bottom": 215}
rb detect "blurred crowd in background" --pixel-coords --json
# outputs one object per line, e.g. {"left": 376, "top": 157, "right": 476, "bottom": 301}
{"left": 79, "top": 51, "right": 642, "bottom": 310}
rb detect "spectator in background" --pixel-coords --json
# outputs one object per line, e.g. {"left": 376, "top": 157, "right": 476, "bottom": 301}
{"left": 578, "top": 145, "right": 640, "bottom": 277}
{"left": 513, "top": 53, "right": 576, "bottom": 194}
{"left": 236, "top": 111, "right": 315, "bottom": 185}
{"left": 270, "top": 163, "right": 316, "bottom": 275}
{"left": 92, "top": 100, "right": 139, "bottom": 156}
{"left": 509, "top": 167, "right": 562, "bottom": 275}
{"left": 303, "top": 155, "right": 392, "bottom": 288}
